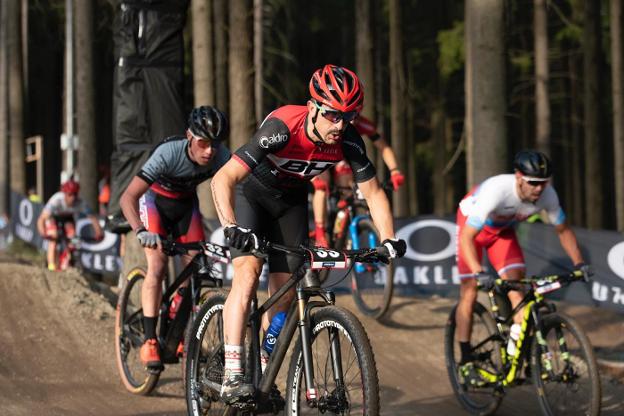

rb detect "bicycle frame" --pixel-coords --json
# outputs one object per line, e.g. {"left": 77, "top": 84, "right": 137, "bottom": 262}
{"left": 157, "top": 248, "right": 223, "bottom": 363}
{"left": 240, "top": 264, "right": 337, "bottom": 410}
{"left": 474, "top": 284, "right": 555, "bottom": 387}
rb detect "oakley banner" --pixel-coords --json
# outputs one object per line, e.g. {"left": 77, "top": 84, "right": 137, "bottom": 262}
{"left": 206, "top": 215, "right": 624, "bottom": 314}
{"left": 9, "top": 192, "right": 122, "bottom": 275}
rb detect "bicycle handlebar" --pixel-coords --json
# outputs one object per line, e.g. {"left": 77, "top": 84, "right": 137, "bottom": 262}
{"left": 252, "top": 239, "right": 391, "bottom": 264}
{"left": 161, "top": 239, "right": 230, "bottom": 261}
{"left": 477, "top": 270, "right": 587, "bottom": 293}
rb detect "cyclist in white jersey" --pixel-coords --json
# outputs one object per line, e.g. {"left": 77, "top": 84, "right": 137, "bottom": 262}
{"left": 454, "top": 150, "right": 591, "bottom": 385}
{"left": 37, "top": 180, "right": 103, "bottom": 271}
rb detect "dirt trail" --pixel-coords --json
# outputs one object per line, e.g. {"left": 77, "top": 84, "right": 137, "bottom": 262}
{"left": 0, "top": 257, "right": 622, "bottom": 415}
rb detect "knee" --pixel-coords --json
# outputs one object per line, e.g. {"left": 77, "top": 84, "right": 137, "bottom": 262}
{"left": 459, "top": 281, "right": 478, "bottom": 304}
{"left": 232, "top": 263, "right": 262, "bottom": 295}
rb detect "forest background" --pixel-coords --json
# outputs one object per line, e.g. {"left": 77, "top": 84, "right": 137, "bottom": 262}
{"left": 0, "top": 0, "right": 622, "bottom": 232}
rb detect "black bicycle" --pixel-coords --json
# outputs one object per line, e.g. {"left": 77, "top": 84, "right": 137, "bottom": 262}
{"left": 444, "top": 270, "right": 601, "bottom": 416}
{"left": 185, "top": 240, "right": 387, "bottom": 415}
{"left": 115, "top": 239, "right": 228, "bottom": 395}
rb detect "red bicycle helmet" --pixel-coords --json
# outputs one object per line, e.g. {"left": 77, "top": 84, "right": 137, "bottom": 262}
{"left": 61, "top": 180, "right": 80, "bottom": 194}
{"left": 309, "top": 64, "right": 364, "bottom": 113}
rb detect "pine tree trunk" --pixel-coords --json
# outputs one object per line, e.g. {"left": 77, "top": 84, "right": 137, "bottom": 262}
{"left": 0, "top": 1, "right": 8, "bottom": 215}
{"left": 583, "top": 0, "right": 604, "bottom": 229}
{"left": 611, "top": 0, "right": 624, "bottom": 231}
{"left": 192, "top": 0, "right": 215, "bottom": 106}
{"left": 214, "top": 0, "right": 229, "bottom": 125}
{"left": 534, "top": 0, "right": 550, "bottom": 154}
{"left": 229, "top": 0, "right": 254, "bottom": 151}
{"left": 355, "top": 0, "right": 377, "bottom": 164}
{"left": 464, "top": 0, "right": 507, "bottom": 187}
{"left": 75, "top": 0, "right": 98, "bottom": 211}
{"left": 7, "top": 0, "right": 25, "bottom": 195}
{"left": 192, "top": 0, "right": 217, "bottom": 220}
{"left": 253, "top": 0, "right": 263, "bottom": 123}
{"left": 388, "top": 0, "right": 409, "bottom": 217}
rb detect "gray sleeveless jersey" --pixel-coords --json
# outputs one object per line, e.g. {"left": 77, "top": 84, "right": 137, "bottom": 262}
{"left": 138, "top": 136, "right": 230, "bottom": 196}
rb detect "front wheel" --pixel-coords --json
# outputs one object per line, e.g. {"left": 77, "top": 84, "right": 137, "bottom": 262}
{"left": 350, "top": 218, "right": 394, "bottom": 320}
{"left": 531, "top": 312, "right": 601, "bottom": 416}
{"left": 185, "top": 291, "right": 229, "bottom": 416}
{"left": 444, "top": 302, "right": 504, "bottom": 416}
{"left": 114, "top": 267, "right": 160, "bottom": 395}
{"left": 285, "top": 306, "right": 379, "bottom": 415}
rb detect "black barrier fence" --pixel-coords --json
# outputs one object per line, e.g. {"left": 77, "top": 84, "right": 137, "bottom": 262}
{"left": 9, "top": 192, "right": 122, "bottom": 275}
{"left": 6, "top": 192, "right": 624, "bottom": 314}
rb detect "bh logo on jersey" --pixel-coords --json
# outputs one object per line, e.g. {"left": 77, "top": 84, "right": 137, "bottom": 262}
{"left": 266, "top": 154, "right": 335, "bottom": 177}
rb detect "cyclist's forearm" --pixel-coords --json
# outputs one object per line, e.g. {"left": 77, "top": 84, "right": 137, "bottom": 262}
{"left": 312, "top": 189, "right": 327, "bottom": 224}
{"left": 557, "top": 225, "right": 584, "bottom": 265}
{"left": 211, "top": 173, "right": 237, "bottom": 226}
{"left": 119, "top": 194, "right": 142, "bottom": 232}
{"left": 381, "top": 146, "right": 400, "bottom": 172}
{"left": 367, "top": 187, "right": 395, "bottom": 240}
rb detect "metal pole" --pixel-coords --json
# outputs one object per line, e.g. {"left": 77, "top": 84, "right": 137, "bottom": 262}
{"left": 63, "top": 0, "right": 74, "bottom": 181}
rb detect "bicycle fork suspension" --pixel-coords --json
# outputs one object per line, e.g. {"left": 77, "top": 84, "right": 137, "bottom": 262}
{"left": 298, "top": 296, "right": 318, "bottom": 405}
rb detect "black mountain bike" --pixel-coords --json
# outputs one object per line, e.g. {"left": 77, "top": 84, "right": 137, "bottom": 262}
{"left": 444, "top": 270, "right": 601, "bottom": 416}
{"left": 185, "top": 240, "right": 386, "bottom": 415}
{"left": 321, "top": 184, "right": 394, "bottom": 320}
{"left": 115, "top": 239, "right": 229, "bottom": 395}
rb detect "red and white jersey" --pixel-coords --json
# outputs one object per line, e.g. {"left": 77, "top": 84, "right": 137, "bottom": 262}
{"left": 459, "top": 174, "right": 566, "bottom": 231}
{"left": 233, "top": 105, "right": 376, "bottom": 192}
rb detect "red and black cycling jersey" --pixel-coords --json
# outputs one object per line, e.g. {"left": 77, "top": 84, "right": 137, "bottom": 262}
{"left": 233, "top": 105, "right": 376, "bottom": 193}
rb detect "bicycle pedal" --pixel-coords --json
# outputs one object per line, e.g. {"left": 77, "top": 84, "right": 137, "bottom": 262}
{"left": 229, "top": 398, "right": 256, "bottom": 411}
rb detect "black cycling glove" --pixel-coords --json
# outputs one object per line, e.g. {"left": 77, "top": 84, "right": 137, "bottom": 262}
{"left": 224, "top": 224, "right": 259, "bottom": 252}
{"left": 382, "top": 238, "right": 407, "bottom": 260}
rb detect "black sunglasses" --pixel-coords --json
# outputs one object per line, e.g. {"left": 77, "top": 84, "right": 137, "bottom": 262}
{"left": 314, "top": 102, "right": 358, "bottom": 124}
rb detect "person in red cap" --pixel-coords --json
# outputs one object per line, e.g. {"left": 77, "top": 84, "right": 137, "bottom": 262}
{"left": 37, "top": 179, "right": 103, "bottom": 271}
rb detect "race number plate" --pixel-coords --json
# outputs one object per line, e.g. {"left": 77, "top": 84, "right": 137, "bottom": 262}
{"left": 307, "top": 248, "right": 348, "bottom": 270}
{"left": 202, "top": 242, "right": 230, "bottom": 263}
{"left": 535, "top": 280, "right": 561, "bottom": 295}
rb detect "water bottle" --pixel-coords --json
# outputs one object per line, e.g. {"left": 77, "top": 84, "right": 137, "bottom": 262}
{"left": 506, "top": 323, "right": 521, "bottom": 356}
{"left": 333, "top": 210, "right": 347, "bottom": 235}
{"left": 262, "top": 312, "right": 287, "bottom": 355}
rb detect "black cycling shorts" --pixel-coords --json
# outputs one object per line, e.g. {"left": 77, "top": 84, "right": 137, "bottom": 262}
{"left": 230, "top": 178, "right": 309, "bottom": 273}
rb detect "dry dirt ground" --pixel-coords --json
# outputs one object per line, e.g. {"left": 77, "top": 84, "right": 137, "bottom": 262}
{"left": 0, "top": 254, "right": 623, "bottom": 416}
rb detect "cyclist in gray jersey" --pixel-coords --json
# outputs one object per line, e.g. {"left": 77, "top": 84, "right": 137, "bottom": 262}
{"left": 120, "top": 106, "right": 230, "bottom": 370}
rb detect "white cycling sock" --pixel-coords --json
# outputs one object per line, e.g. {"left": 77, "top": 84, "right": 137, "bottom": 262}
{"left": 224, "top": 344, "right": 244, "bottom": 379}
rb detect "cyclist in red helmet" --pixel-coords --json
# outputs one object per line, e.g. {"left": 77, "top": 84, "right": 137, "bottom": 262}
{"left": 211, "top": 64, "right": 406, "bottom": 404}
{"left": 36, "top": 179, "right": 103, "bottom": 271}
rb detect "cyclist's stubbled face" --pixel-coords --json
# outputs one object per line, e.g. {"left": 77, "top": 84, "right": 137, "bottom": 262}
{"left": 307, "top": 100, "right": 351, "bottom": 145}
{"left": 186, "top": 130, "right": 216, "bottom": 166}
{"left": 515, "top": 172, "right": 549, "bottom": 202}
